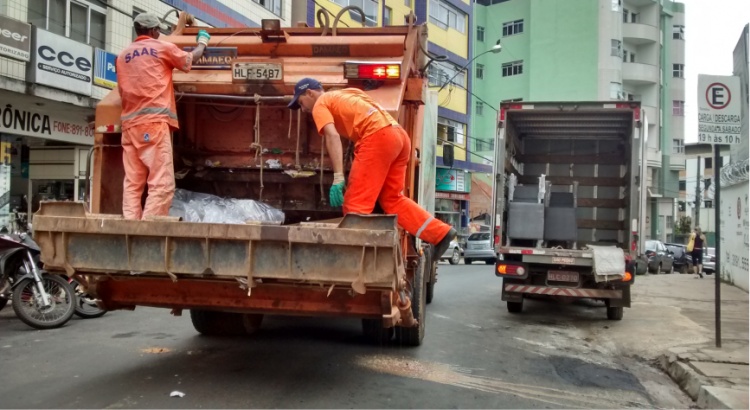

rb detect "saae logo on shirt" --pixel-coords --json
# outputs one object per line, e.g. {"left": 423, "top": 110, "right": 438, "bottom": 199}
{"left": 124, "top": 47, "right": 158, "bottom": 63}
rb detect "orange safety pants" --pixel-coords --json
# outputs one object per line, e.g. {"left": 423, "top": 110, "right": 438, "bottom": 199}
{"left": 121, "top": 122, "right": 175, "bottom": 220}
{"left": 344, "top": 125, "right": 451, "bottom": 245}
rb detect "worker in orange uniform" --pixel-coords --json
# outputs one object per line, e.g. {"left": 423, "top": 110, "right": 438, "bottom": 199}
{"left": 116, "top": 12, "right": 210, "bottom": 220}
{"left": 288, "top": 78, "right": 457, "bottom": 257}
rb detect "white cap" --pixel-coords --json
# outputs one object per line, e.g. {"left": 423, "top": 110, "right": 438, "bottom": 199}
{"left": 134, "top": 12, "right": 161, "bottom": 29}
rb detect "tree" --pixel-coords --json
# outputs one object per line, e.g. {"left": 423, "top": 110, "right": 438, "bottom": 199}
{"left": 675, "top": 216, "right": 692, "bottom": 235}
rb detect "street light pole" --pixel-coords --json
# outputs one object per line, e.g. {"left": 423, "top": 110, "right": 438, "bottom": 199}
{"left": 438, "top": 40, "right": 502, "bottom": 92}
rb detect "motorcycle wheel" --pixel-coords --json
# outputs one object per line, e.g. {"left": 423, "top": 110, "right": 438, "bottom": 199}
{"left": 0, "top": 297, "right": 7, "bottom": 312}
{"left": 71, "top": 279, "right": 106, "bottom": 319}
{"left": 12, "top": 274, "right": 75, "bottom": 329}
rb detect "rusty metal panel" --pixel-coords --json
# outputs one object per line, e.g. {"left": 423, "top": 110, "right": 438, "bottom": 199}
{"left": 35, "top": 202, "right": 401, "bottom": 287}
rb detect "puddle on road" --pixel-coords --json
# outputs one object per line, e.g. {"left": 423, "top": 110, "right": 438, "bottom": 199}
{"left": 140, "top": 347, "right": 172, "bottom": 354}
{"left": 355, "top": 355, "right": 650, "bottom": 408}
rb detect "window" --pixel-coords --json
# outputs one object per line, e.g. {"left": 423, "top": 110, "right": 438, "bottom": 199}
{"left": 253, "top": 0, "right": 282, "bottom": 15}
{"left": 673, "top": 25, "right": 685, "bottom": 40}
{"left": 475, "top": 101, "right": 484, "bottom": 116}
{"left": 383, "top": 6, "right": 391, "bottom": 26}
{"left": 673, "top": 63, "right": 684, "bottom": 78}
{"left": 623, "top": 50, "right": 628, "bottom": 62}
{"left": 673, "top": 100, "right": 685, "bottom": 116}
{"left": 502, "top": 19, "right": 523, "bottom": 36}
{"left": 629, "top": 52, "right": 635, "bottom": 62}
{"left": 438, "top": 118, "right": 465, "bottom": 145}
{"left": 612, "top": 0, "right": 621, "bottom": 11}
{"left": 630, "top": 12, "right": 638, "bottom": 23}
{"left": 611, "top": 39, "right": 622, "bottom": 57}
{"left": 428, "top": 61, "right": 466, "bottom": 88}
{"left": 679, "top": 180, "right": 686, "bottom": 191}
{"left": 610, "top": 82, "right": 623, "bottom": 99}
{"left": 474, "top": 138, "right": 494, "bottom": 152}
{"left": 673, "top": 139, "right": 684, "bottom": 154}
{"left": 705, "top": 158, "right": 712, "bottom": 169}
{"left": 666, "top": 216, "right": 674, "bottom": 229}
{"left": 429, "top": 0, "right": 466, "bottom": 33}
{"left": 704, "top": 200, "right": 713, "bottom": 208}
{"left": 332, "top": 0, "right": 378, "bottom": 27}
{"left": 477, "top": 25, "right": 485, "bottom": 42}
{"left": 476, "top": 63, "right": 484, "bottom": 79}
{"left": 502, "top": 60, "right": 523, "bottom": 77}
{"left": 622, "top": 8, "right": 628, "bottom": 23}
{"left": 30, "top": 0, "right": 106, "bottom": 49}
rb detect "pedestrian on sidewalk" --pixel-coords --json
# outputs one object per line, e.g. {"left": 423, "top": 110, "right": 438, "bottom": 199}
{"left": 687, "top": 226, "right": 707, "bottom": 278}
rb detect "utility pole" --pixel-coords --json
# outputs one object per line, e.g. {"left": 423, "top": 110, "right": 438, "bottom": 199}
{"left": 694, "top": 156, "right": 702, "bottom": 226}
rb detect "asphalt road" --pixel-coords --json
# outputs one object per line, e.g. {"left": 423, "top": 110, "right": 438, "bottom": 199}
{"left": 0, "top": 263, "right": 691, "bottom": 409}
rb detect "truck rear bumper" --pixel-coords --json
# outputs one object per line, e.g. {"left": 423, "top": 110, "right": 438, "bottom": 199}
{"left": 503, "top": 284, "right": 622, "bottom": 299}
{"left": 93, "top": 276, "right": 406, "bottom": 325}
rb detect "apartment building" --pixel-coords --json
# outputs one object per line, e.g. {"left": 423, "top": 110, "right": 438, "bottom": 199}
{"left": 471, "top": 0, "right": 686, "bottom": 242}
{"left": 0, "top": 0, "right": 291, "bottom": 229}
{"left": 292, "top": 0, "right": 486, "bottom": 235}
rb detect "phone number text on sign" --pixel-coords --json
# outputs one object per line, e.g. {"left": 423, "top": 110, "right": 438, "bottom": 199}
{"left": 53, "top": 121, "right": 94, "bottom": 137}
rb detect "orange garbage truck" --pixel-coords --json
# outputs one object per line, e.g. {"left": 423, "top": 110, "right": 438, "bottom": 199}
{"left": 33, "top": 14, "right": 443, "bottom": 345}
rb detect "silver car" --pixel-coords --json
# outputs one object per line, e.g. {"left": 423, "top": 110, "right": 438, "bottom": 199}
{"left": 703, "top": 247, "right": 716, "bottom": 274}
{"left": 440, "top": 239, "right": 462, "bottom": 265}
{"left": 463, "top": 232, "right": 496, "bottom": 265}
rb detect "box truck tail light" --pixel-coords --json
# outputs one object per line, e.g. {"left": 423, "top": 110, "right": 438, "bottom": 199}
{"left": 344, "top": 63, "right": 400, "bottom": 80}
{"left": 496, "top": 264, "right": 525, "bottom": 276}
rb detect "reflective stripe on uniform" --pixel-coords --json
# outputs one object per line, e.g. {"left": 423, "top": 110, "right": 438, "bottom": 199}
{"left": 121, "top": 107, "right": 178, "bottom": 122}
{"left": 416, "top": 216, "right": 434, "bottom": 240}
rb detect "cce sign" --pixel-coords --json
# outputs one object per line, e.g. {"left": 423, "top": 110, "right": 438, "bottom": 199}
{"left": 697, "top": 74, "right": 742, "bottom": 145}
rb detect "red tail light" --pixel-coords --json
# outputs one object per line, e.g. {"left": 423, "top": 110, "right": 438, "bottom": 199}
{"left": 496, "top": 264, "right": 526, "bottom": 277}
{"left": 494, "top": 235, "right": 500, "bottom": 245}
{"left": 344, "top": 63, "right": 400, "bottom": 80}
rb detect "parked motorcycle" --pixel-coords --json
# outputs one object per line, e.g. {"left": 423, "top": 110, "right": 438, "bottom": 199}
{"left": 69, "top": 277, "right": 107, "bottom": 319}
{"left": 0, "top": 233, "right": 75, "bottom": 329}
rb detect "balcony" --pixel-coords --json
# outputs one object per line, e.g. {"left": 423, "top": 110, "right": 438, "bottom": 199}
{"left": 670, "top": 153, "right": 686, "bottom": 170}
{"left": 623, "top": 23, "right": 659, "bottom": 45}
{"left": 647, "top": 147, "right": 662, "bottom": 168}
{"left": 623, "top": 62, "right": 659, "bottom": 85}
{"left": 642, "top": 104, "right": 659, "bottom": 127}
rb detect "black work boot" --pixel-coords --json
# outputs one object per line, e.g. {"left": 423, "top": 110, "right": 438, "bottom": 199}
{"left": 433, "top": 228, "right": 457, "bottom": 260}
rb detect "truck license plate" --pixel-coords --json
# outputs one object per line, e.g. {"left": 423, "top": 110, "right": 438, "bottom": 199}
{"left": 547, "top": 270, "right": 579, "bottom": 282}
{"left": 233, "top": 63, "right": 283, "bottom": 81}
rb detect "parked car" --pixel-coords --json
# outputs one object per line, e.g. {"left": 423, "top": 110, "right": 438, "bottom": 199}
{"left": 440, "top": 239, "right": 462, "bottom": 265}
{"left": 703, "top": 247, "right": 716, "bottom": 274}
{"left": 665, "top": 243, "right": 693, "bottom": 274}
{"left": 463, "top": 232, "right": 496, "bottom": 265}
{"left": 644, "top": 240, "right": 675, "bottom": 274}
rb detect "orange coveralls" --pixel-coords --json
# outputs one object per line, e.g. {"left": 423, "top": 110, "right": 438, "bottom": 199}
{"left": 312, "top": 89, "right": 451, "bottom": 245}
{"left": 115, "top": 36, "right": 192, "bottom": 220}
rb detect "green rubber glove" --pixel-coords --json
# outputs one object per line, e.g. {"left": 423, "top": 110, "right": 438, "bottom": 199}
{"left": 329, "top": 173, "right": 345, "bottom": 207}
{"left": 196, "top": 29, "right": 210, "bottom": 46}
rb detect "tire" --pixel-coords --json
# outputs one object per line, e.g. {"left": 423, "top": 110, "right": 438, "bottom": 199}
{"left": 0, "top": 297, "right": 7, "bottom": 312}
{"left": 397, "top": 255, "right": 426, "bottom": 346}
{"left": 425, "top": 280, "right": 435, "bottom": 305}
{"left": 667, "top": 263, "right": 674, "bottom": 274}
{"left": 507, "top": 300, "right": 523, "bottom": 314}
{"left": 448, "top": 249, "right": 460, "bottom": 265}
{"left": 464, "top": 258, "right": 473, "bottom": 265}
{"left": 607, "top": 306, "right": 624, "bottom": 320}
{"left": 362, "top": 319, "right": 394, "bottom": 344}
{"left": 71, "top": 279, "right": 107, "bottom": 319}
{"left": 190, "top": 309, "right": 263, "bottom": 336}
{"left": 680, "top": 264, "right": 688, "bottom": 274}
{"left": 12, "top": 275, "right": 75, "bottom": 329}
{"left": 654, "top": 263, "right": 662, "bottom": 274}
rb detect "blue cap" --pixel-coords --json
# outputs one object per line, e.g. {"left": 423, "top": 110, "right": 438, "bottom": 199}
{"left": 288, "top": 78, "right": 322, "bottom": 110}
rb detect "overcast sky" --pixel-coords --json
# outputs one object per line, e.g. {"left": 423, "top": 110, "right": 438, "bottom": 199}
{"left": 682, "top": 0, "right": 748, "bottom": 143}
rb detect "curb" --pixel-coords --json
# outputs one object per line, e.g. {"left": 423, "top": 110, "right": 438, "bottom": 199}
{"left": 660, "top": 353, "right": 749, "bottom": 409}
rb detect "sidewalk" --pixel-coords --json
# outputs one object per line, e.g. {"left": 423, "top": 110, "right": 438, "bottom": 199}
{"left": 630, "top": 273, "right": 749, "bottom": 409}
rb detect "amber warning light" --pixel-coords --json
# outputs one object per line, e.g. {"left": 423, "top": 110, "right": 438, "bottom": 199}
{"left": 344, "top": 62, "right": 401, "bottom": 80}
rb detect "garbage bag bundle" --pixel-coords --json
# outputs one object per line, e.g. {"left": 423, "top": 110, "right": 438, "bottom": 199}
{"left": 169, "top": 189, "right": 285, "bottom": 224}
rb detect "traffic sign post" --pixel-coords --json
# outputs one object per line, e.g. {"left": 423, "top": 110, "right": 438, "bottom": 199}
{"left": 697, "top": 74, "right": 742, "bottom": 348}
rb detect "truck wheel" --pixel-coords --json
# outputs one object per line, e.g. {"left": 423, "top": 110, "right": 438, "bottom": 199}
{"left": 362, "top": 319, "right": 394, "bottom": 344}
{"left": 606, "top": 306, "right": 623, "bottom": 320}
{"left": 190, "top": 309, "right": 253, "bottom": 336}
{"left": 397, "top": 255, "right": 426, "bottom": 347}
{"left": 425, "top": 280, "right": 435, "bottom": 304}
{"left": 425, "top": 248, "right": 435, "bottom": 304}
{"left": 464, "top": 258, "right": 472, "bottom": 265}
{"left": 507, "top": 300, "right": 523, "bottom": 313}
{"left": 448, "top": 249, "right": 460, "bottom": 265}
